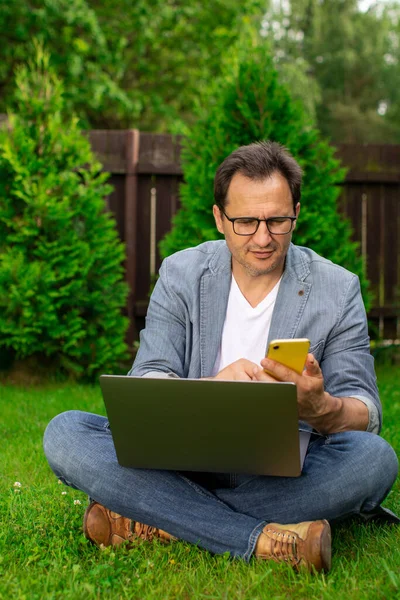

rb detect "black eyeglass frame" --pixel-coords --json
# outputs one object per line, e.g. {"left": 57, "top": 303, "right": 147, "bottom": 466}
{"left": 219, "top": 208, "right": 297, "bottom": 236}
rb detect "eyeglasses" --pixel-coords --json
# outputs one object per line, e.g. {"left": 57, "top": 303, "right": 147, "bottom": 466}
{"left": 220, "top": 208, "right": 297, "bottom": 236}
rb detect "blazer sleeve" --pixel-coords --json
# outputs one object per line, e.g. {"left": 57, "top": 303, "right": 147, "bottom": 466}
{"left": 321, "top": 275, "right": 381, "bottom": 433}
{"left": 128, "top": 258, "right": 187, "bottom": 378}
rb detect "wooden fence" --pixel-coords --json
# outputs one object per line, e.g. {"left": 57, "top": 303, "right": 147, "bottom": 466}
{"left": 88, "top": 131, "right": 400, "bottom": 343}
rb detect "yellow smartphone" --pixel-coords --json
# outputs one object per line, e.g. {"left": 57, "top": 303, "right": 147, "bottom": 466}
{"left": 265, "top": 338, "right": 310, "bottom": 375}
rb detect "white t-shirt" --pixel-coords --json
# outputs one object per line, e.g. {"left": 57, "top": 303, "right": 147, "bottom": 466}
{"left": 212, "top": 275, "right": 311, "bottom": 463}
{"left": 213, "top": 275, "right": 282, "bottom": 375}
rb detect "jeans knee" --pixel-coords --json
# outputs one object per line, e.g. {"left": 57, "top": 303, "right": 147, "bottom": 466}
{"left": 43, "top": 410, "right": 83, "bottom": 467}
{"left": 373, "top": 435, "right": 399, "bottom": 488}
{"left": 353, "top": 432, "right": 399, "bottom": 500}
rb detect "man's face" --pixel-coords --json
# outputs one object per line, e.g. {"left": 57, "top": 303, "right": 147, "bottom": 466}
{"left": 213, "top": 171, "right": 300, "bottom": 279}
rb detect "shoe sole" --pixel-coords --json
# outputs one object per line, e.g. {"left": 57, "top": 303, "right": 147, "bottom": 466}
{"left": 83, "top": 500, "right": 97, "bottom": 542}
{"left": 316, "top": 519, "right": 332, "bottom": 572}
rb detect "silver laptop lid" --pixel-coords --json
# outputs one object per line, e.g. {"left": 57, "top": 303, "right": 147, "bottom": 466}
{"left": 99, "top": 375, "right": 302, "bottom": 477}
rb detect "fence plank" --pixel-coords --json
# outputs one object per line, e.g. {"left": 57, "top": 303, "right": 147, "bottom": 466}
{"left": 135, "top": 174, "right": 154, "bottom": 310}
{"left": 138, "top": 133, "right": 183, "bottom": 174}
{"left": 106, "top": 174, "right": 126, "bottom": 239}
{"left": 384, "top": 185, "right": 399, "bottom": 308}
{"left": 88, "top": 130, "right": 129, "bottom": 173}
{"left": 124, "top": 130, "right": 140, "bottom": 341}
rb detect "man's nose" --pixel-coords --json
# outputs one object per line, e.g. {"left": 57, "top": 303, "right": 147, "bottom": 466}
{"left": 252, "top": 221, "right": 272, "bottom": 245}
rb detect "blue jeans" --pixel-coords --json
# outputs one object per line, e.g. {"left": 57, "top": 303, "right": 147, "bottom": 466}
{"left": 43, "top": 410, "right": 398, "bottom": 560}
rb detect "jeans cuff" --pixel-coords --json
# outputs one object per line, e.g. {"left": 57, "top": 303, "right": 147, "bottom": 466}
{"left": 359, "top": 505, "right": 400, "bottom": 524}
{"left": 243, "top": 521, "right": 267, "bottom": 562}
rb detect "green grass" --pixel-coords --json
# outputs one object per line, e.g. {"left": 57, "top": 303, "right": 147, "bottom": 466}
{"left": 1, "top": 366, "right": 399, "bottom": 600}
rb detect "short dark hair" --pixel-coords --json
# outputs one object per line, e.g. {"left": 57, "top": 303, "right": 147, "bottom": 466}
{"left": 214, "top": 141, "right": 302, "bottom": 211}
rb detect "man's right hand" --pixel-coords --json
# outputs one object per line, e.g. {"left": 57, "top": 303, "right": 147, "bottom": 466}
{"left": 213, "top": 358, "right": 260, "bottom": 381}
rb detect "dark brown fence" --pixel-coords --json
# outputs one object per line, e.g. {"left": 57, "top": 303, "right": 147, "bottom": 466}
{"left": 88, "top": 131, "right": 400, "bottom": 343}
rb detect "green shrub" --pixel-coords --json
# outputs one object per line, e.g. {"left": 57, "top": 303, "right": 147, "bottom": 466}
{"left": 160, "top": 39, "right": 370, "bottom": 308}
{"left": 0, "top": 46, "right": 129, "bottom": 378}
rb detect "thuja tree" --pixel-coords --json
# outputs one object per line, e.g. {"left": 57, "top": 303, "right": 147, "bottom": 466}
{"left": 0, "top": 48, "right": 129, "bottom": 378}
{"left": 160, "top": 41, "right": 370, "bottom": 307}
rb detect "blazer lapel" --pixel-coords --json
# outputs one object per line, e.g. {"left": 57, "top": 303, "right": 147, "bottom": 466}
{"left": 267, "top": 244, "right": 312, "bottom": 345}
{"left": 199, "top": 244, "right": 231, "bottom": 377}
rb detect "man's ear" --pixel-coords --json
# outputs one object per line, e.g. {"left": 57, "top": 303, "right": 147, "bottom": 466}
{"left": 293, "top": 202, "right": 300, "bottom": 230}
{"left": 213, "top": 204, "right": 224, "bottom": 235}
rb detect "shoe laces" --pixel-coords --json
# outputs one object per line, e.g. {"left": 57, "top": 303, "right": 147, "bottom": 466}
{"left": 133, "top": 522, "right": 160, "bottom": 541}
{"left": 264, "top": 527, "right": 301, "bottom": 566}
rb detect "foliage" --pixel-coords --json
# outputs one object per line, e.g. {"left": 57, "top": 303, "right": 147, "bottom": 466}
{"left": 0, "top": 46, "right": 129, "bottom": 378}
{"left": 0, "top": 0, "right": 266, "bottom": 132}
{"left": 159, "top": 38, "right": 371, "bottom": 307}
{"left": 263, "top": 0, "right": 400, "bottom": 143}
{"left": 0, "top": 0, "right": 133, "bottom": 129}
{"left": 92, "top": 0, "right": 267, "bottom": 132}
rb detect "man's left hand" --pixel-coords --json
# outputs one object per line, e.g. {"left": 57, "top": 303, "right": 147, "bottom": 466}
{"left": 255, "top": 353, "right": 329, "bottom": 423}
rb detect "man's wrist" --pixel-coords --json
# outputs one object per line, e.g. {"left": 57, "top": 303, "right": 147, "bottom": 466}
{"left": 310, "top": 393, "right": 369, "bottom": 434}
{"left": 308, "top": 393, "right": 342, "bottom": 434}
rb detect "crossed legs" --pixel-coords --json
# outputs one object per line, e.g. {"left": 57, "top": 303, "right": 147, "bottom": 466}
{"left": 43, "top": 410, "right": 398, "bottom": 561}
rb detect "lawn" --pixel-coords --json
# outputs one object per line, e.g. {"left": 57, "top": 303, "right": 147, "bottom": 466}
{"left": 1, "top": 365, "right": 399, "bottom": 600}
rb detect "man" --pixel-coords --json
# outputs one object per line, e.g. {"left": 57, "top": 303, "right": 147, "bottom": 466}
{"left": 44, "top": 141, "right": 398, "bottom": 573}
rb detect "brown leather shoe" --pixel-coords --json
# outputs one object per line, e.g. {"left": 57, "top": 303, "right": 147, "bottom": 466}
{"left": 254, "top": 519, "right": 331, "bottom": 572}
{"left": 83, "top": 501, "right": 176, "bottom": 547}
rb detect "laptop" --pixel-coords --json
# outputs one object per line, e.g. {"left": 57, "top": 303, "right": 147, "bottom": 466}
{"left": 99, "top": 375, "right": 310, "bottom": 477}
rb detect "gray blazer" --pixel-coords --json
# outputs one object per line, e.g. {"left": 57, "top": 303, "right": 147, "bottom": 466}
{"left": 129, "top": 241, "right": 380, "bottom": 434}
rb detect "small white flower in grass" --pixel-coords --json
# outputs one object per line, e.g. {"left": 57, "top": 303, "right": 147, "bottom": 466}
{"left": 58, "top": 479, "right": 63, "bottom": 485}
{"left": 13, "top": 482, "right": 22, "bottom": 488}
{"left": 74, "top": 499, "right": 81, "bottom": 505}
{"left": 61, "top": 491, "right": 67, "bottom": 496}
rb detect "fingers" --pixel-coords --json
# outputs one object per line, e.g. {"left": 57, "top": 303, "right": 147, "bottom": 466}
{"left": 304, "top": 354, "right": 322, "bottom": 377}
{"left": 215, "top": 357, "right": 321, "bottom": 384}
{"left": 215, "top": 358, "right": 260, "bottom": 381}
{"left": 239, "top": 358, "right": 262, "bottom": 379}
{"left": 259, "top": 353, "right": 322, "bottom": 382}
{"left": 259, "top": 357, "right": 299, "bottom": 383}
{"left": 252, "top": 367, "right": 277, "bottom": 382}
